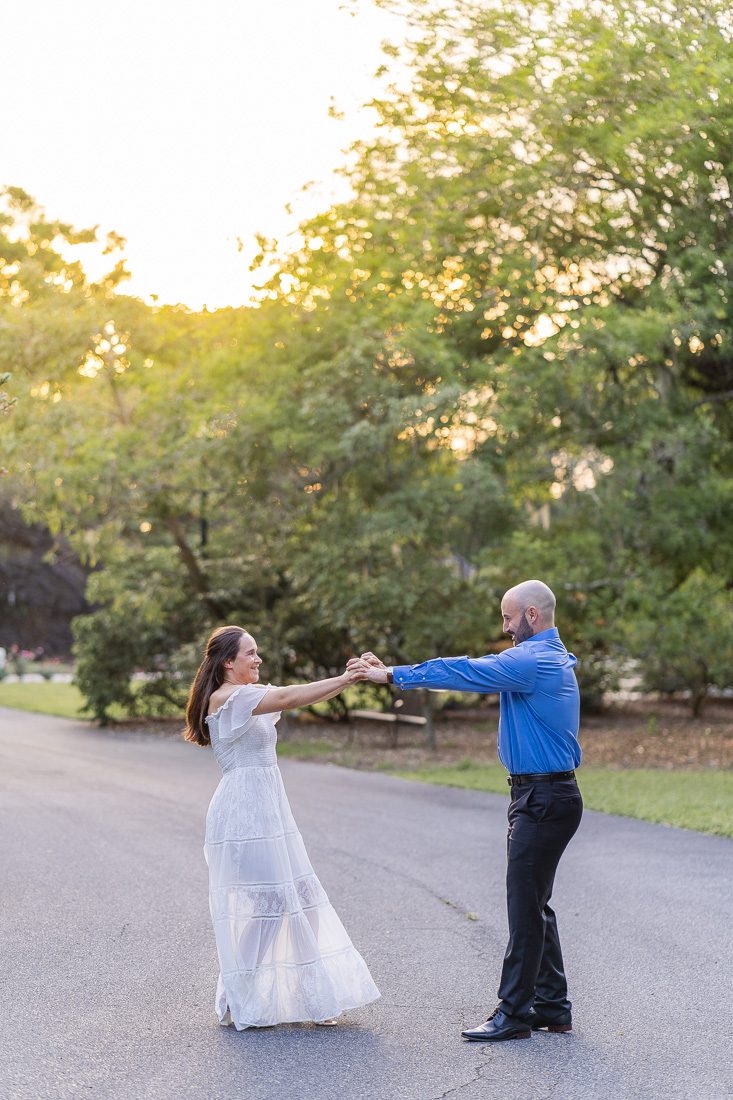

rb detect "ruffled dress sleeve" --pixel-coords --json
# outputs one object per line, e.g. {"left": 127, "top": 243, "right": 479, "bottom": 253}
{"left": 207, "top": 683, "right": 278, "bottom": 742}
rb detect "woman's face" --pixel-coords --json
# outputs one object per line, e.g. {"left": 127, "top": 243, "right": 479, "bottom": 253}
{"left": 225, "top": 633, "right": 262, "bottom": 684}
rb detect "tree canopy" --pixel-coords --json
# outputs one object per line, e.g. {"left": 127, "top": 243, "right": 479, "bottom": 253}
{"left": 2, "top": 0, "right": 731, "bottom": 721}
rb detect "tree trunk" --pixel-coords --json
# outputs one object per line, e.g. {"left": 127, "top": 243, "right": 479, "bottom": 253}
{"left": 691, "top": 662, "right": 709, "bottom": 718}
{"left": 162, "top": 513, "right": 228, "bottom": 620}
{"left": 691, "top": 688, "right": 706, "bottom": 718}
{"left": 421, "top": 689, "right": 436, "bottom": 751}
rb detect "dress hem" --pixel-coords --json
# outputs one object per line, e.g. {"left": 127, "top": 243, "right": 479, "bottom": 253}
{"left": 217, "top": 988, "right": 381, "bottom": 1031}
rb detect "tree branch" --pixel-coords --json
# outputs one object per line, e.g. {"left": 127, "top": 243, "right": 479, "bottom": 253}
{"left": 692, "top": 389, "right": 733, "bottom": 409}
{"left": 162, "top": 513, "right": 228, "bottom": 619}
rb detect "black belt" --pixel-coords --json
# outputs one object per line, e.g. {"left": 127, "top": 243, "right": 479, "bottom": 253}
{"left": 507, "top": 770, "right": 576, "bottom": 787}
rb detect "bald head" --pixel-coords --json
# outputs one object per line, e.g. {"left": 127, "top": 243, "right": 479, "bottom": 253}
{"left": 501, "top": 580, "right": 556, "bottom": 645}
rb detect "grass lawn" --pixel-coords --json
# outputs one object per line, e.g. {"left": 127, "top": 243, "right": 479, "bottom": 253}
{"left": 396, "top": 761, "right": 733, "bottom": 838}
{"left": 0, "top": 681, "right": 89, "bottom": 719}
{"left": 0, "top": 681, "right": 133, "bottom": 722}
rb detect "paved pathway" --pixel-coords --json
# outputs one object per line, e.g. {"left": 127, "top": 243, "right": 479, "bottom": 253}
{"left": 1, "top": 708, "right": 731, "bottom": 1100}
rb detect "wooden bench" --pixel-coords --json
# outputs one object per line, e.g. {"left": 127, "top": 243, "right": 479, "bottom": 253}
{"left": 348, "top": 704, "right": 428, "bottom": 749}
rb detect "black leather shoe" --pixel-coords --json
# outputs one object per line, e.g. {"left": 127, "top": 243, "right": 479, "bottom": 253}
{"left": 528, "top": 1008, "right": 572, "bottom": 1033}
{"left": 461, "top": 1008, "right": 531, "bottom": 1042}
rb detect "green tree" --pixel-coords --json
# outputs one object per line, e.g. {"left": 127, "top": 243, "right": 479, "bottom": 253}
{"left": 0, "top": 372, "right": 13, "bottom": 416}
{"left": 625, "top": 570, "right": 733, "bottom": 716}
{"left": 257, "top": 0, "right": 733, "bottom": 704}
{"left": 5, "top": 0, "right": 733, "bottom": 723}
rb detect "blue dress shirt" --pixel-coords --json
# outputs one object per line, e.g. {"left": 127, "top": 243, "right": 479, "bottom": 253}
{"left": 392, "top": 627, "right": 581, "bottom": 775}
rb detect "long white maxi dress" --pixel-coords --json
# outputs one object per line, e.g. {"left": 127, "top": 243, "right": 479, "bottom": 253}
{"left": 204, "top": 683, "right": 380, "bottom": 1029}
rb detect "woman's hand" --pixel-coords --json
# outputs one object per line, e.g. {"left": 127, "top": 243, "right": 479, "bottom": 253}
{"left": 343, "top": 659, "right": 370, "bottom": 683}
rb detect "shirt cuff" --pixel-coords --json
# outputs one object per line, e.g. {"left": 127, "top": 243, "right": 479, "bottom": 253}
{"left": 391, "top": 664, "right": 414, "bottom": 689}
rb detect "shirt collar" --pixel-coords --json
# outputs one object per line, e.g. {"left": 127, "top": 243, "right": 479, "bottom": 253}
{"left": 519, "top": 626, "right": 559, "bottom": 644}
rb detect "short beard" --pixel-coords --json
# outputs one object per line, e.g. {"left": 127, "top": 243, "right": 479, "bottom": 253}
{"left": 512, "top": 612, "right": 534, "bottom": 646}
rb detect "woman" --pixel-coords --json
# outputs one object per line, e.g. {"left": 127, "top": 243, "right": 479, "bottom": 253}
{"left": 184, "top": 625, "right": 380, "bottom": 1030}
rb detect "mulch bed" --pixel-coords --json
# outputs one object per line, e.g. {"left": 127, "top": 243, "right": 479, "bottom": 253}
{"left": 121, "top": 698, "right": 733, "bottom": 771}
{"left": 280, "top": 698, "right": 733, "bottom": 771}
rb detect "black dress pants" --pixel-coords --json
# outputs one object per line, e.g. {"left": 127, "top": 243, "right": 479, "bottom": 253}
{"left": 497, "top": 778, "right": 583, "bottom": 1021}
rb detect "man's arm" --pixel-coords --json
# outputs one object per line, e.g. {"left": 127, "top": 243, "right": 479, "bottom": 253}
{"left": 351, "top": 649, "right": 537, "bottom": 694}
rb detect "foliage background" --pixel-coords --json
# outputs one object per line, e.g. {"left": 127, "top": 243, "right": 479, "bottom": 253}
{"left": 1, "top": 0, "right": 731, "bottom": 722}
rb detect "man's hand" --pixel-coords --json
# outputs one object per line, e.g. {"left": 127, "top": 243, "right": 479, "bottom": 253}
{"left": 364, "top": 665, "right": 390, "bottom": 684}
{"left": 360, "top": 652, "right": 387, "bottom": 669}
{"left": 347, "top": 652, "right": 390, "bottom": 684}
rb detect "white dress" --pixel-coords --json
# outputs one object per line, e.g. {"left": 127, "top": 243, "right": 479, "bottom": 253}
{"left": 204, "top": 683, "right": 380, "bottom": 1029}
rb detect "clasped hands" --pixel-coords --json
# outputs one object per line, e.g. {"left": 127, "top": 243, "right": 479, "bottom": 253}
{"left": 344, "top": 652, "right": 390, "bottom": 685}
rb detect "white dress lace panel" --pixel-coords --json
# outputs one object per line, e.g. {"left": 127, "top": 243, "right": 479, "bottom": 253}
{"left": 203, "top": 683, "right": 380, "bottom": 1029}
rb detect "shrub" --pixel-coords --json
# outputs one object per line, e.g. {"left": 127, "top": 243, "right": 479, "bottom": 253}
{"left": 72, "top": 550, "right": 208, "bottom": 723}
{"left": 629, "top": 570, "right": 733, "bottom": 716}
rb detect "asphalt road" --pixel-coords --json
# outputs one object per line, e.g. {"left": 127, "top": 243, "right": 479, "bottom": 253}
{"left": 1, "top": 708, "right": 731, "bottom": 1100}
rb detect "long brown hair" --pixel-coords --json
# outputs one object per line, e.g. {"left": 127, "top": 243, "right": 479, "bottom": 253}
{"left": 183, "top": 625, "right": 247, "bottom": 746}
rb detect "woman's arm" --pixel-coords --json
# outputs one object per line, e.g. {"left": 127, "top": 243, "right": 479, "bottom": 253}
{"left": 252, "top": 665, "right": 367, "bottom": 715}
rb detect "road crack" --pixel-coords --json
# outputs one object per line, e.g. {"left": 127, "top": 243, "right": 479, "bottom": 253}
{"left": 323, "top": 845, "right": 486, "bottom": 933}
{"left": 534, "top": 1070, "right": 563, "bottom": 1100}
{"left": 323, "top": 844, "right": 498, "bottom": 968}
{"left": 431, "top": 1058, "right": 492, "bottom": 1100}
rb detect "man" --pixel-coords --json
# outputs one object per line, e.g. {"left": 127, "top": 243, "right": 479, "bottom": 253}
{"left": 352, "top": 579, "right": 583, "bottom": 1042}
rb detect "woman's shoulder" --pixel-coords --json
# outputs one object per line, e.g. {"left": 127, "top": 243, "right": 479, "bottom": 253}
{"left": 207, "top": 683, "right": 244, "bottom": 717}
{"left": 207, "top": 681, "right": 272, "bottom": 718}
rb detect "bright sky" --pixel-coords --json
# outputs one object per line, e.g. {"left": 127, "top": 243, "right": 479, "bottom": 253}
{"left": 3, "top": 1, "right": 404, "bottom": 309}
